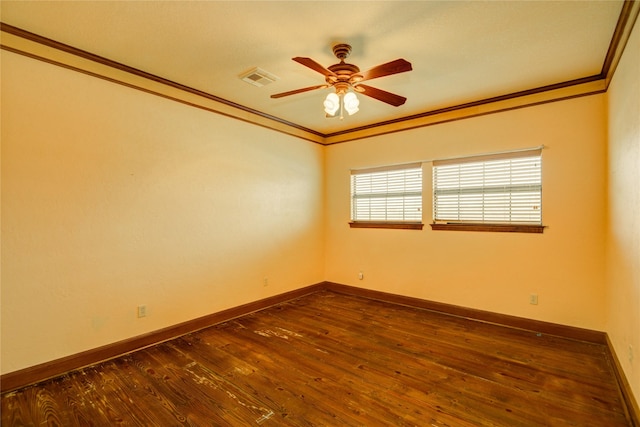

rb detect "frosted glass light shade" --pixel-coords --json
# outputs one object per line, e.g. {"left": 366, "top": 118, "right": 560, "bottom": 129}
{"left": 344, "top": 92, "right": 359, "bottom": 115}
{"left": 323, "top": 93, "right": 340, "bottom": 116}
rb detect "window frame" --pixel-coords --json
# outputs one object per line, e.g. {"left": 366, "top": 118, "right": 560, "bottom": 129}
{"left": 349, "top": 163, "right": 424, "bottom": 230}
{"left": 430, "top": 148, "right": 545, "bottom": 233}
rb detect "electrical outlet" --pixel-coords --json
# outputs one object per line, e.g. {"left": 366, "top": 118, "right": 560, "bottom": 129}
{"left": 263, "top": 278, "right": 269, "bottom": 287}
{"left": 529, "top": 294, "right": 538, "bottom": 305}
{"left": 629, "top": 345, "right": 634, "bottom": 363}
{"left": 137, "top": 305, "right": 147, "bottom": 318}
{"left": 358, "top": 271, "right": 364, "bottom": 280}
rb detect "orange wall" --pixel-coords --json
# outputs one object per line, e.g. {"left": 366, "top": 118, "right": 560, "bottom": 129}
{"left": 606, "top": 18, "right": 640, "bottom": 406}
{"left": 0, "top": 51, "right": 325, "bottom": 374}
{"left": 325, "top": 95, "right": 607, "bottom": 330}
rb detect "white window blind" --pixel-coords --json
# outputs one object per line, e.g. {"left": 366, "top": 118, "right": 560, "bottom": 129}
{"left": 433, "top": 149, "right": 542, "bottom": 224}
{"left": 351, "top": 163, "right": 422, "bottom": 222}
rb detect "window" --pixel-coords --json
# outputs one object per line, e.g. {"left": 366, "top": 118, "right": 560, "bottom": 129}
{"left": 431, "top": 148, "right": 544, "bottom": 233}
{"left": 350, "top": 163, "right": 423, "bottom": 229}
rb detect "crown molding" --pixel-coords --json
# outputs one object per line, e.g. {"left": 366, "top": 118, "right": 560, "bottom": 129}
{"left": 0, "top": 23, "right": 326, "bottom": 145}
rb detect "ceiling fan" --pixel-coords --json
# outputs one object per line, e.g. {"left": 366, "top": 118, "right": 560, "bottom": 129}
{"left": 271, "top": 43, "right": 412, "bottom": 117}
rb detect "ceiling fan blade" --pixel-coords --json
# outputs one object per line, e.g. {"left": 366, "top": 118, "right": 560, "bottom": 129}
{"left": 293, "top": 57, "right": 337, "bottom": 77}
{"left": 360, "top": 59, "right": 412, "bottom": 82}
{"left": 356, "top": 84, "right": 407, "bottom": 107}
{"left": 270, "top": 84, "right": 328, "bottom": 99}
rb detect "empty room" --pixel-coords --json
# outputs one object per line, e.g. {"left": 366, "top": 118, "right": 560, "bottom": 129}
{"left": 1, "top": 1, "right": 639, "bottom": 425}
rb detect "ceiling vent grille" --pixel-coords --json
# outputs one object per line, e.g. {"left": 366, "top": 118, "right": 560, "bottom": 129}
{"left": 239, "top": 67, "right": 279, "bottom": 87}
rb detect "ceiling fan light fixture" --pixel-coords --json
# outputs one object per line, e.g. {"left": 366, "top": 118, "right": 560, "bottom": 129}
{"left": 324, "top": 92, "right": 340, "bottom": 116}
{"left": 272, "top": 43, "right": 411, "bottom": 118}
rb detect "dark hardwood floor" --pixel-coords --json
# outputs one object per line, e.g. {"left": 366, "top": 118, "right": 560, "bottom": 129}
{"left": 1, "top": 291, "right": 632, "bottom": 426}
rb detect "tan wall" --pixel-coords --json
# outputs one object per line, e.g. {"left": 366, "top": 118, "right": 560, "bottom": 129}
{"left": 325, "top": 95, "right": 607, "bottom": 330}
{"left": 606, "top": 19, "right": 640, "bottom": 405}
{"left": 0, "top": 51, "right": 325, "bottom": 374}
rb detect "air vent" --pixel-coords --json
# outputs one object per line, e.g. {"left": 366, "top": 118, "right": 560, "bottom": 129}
{"left": 239, "top": 67, "right": 279, "bottom": 87}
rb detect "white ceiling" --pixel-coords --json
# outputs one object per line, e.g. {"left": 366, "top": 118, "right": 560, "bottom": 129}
{"left": 0, "top": 1, "right": 625, "bottom": 135}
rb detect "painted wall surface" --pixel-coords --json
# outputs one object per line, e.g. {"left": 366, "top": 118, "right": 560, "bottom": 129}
{"left": 606, "top": 19, "right": 640, "bottom": 406}
{"left": 1, "top": 51, "right": 325, "bottom": 374}
{"left": 325, "top": 95, "right": 607, "bottom": 330}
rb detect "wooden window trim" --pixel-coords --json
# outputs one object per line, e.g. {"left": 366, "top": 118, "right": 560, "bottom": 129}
{"left": 429, "top": 223, "right": 545, "bottom": 233}
{"left": 349, "top": 222, "right": 424, "bottom": 230}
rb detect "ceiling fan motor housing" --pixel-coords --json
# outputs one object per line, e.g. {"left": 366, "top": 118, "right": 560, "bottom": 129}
{"left": 327, "top": 44, "right": 363, "bottom": 92}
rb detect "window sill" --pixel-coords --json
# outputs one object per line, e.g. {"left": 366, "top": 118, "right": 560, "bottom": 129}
{"left": 429, "top": 223, "right": 545, "bottom": 233}
{"left": 349, "top": 222, "right": 424, "bottom": 230}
